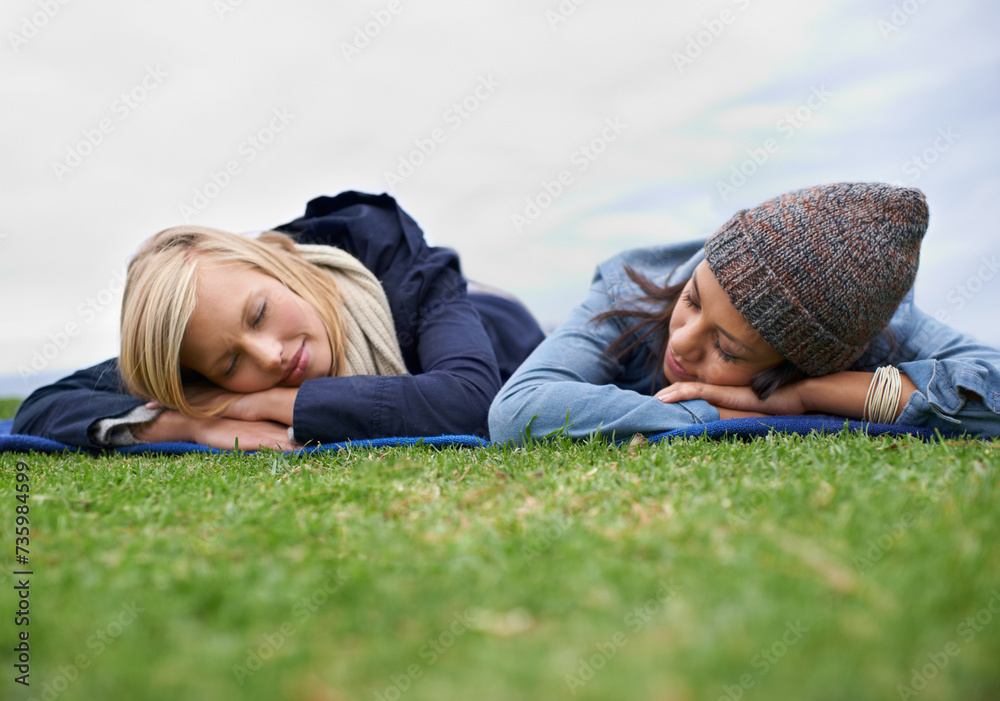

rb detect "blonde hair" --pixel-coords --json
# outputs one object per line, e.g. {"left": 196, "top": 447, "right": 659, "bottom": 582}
{"left": 119, "top": 226, "right": 346, "bottom": 417}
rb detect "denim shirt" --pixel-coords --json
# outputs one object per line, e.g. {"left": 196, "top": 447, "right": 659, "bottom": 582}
{"left": 489, "top": 240, "right": 1000, "bottom": 444}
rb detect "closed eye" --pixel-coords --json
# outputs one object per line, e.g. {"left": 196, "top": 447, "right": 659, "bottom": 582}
{"left": 252, "top": 301, "right": 266, "bottom": 328}
{"left": 713, "top": 338, "right": 736, "bottom": 363}
{"left": 223, "top": 301, "right": 266, "bottom": 377}
{"left": 685, "top": 284, "right": 742, "bottom": 363}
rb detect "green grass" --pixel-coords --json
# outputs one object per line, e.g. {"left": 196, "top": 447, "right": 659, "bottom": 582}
{"left": 1, "top": 397, "right": 999, "bottom": 701}
{"left": 0, "top": 398, "right": 22, "bottom": 420}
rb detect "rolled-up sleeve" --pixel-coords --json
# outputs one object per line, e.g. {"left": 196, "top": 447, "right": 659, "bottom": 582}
{"left": 891, "top": 303, "right": 1000, "bottom": 436}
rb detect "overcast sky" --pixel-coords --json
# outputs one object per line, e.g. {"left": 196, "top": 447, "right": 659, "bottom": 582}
{"left": 2, "top": 0, "right": 998, "bottom": 395}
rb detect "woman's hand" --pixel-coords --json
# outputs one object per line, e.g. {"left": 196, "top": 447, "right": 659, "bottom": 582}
{"left": 133, "top": 409, "right": 301, "bottom": 451}
{"left": 655, "top": 380, "right": 808, "bottom": 417}
{"left": 148, "top": 386, "right": 298, "bottom": 426}
{"left": 204, "top": 387, "right": 297, "bottom": 425}
{"left": 189, "top": 415, "right": 299, "bottom": 452}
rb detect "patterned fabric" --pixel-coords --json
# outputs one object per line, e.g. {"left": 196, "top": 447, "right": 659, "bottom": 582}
{"left": 705, "top": 182, "right": 928, "bottom": 376}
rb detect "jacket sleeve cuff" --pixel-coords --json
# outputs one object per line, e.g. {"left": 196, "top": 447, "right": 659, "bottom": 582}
{"left": 898, "top": 359, "right": 991, "bottom": 426}
{"left": 88, "top": 405, "right": 164, "bottom": 447}
{"left": 680, "top": 398, "right": 722, "bottom": 425}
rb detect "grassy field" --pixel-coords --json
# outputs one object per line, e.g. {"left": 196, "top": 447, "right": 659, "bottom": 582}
{"left": 1, "top": 400, "right": 999, "bottom": 701}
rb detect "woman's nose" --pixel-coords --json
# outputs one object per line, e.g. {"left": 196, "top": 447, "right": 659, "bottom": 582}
{"left": 246, "top": 336, "right": 282, "bottom": 372}
{"left": 670, "top": 321, "right": 702, "bottom": 362}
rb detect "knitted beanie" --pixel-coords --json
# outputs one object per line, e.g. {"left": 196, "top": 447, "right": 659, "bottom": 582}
{"left": 704, "top": 182, "right": 928, "bottom": 376}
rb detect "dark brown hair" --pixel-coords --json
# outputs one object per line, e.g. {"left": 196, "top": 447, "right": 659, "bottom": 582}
{"left": 593, "top": 265, "right": 807, "bottom": 400}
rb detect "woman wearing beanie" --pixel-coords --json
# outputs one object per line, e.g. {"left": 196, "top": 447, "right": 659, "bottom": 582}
{"left": 13, "top": 191, "right": 546, "bottom": 450}
{"left": 489, "top": 182, "right": 1000, "bottom": 444}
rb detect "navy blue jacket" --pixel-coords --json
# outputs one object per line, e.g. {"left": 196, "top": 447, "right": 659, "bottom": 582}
{"left": 13, "top": 192, "right": 544, "bottom": 449}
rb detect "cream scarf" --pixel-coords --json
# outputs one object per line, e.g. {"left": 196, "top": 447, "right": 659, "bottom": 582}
{"left": 295, "top": 244, "right": 408, "bottom": 378}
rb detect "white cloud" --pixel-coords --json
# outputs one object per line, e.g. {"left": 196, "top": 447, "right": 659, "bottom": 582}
{"left": 2, "top": 0, "right": 999, "bottom": 383}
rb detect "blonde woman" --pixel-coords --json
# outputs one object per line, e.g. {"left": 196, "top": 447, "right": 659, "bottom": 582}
{"left": 14, "top": 191, "right": 545, "bottom": 450}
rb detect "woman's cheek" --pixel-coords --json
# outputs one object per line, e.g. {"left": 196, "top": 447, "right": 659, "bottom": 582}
{"left": 220, "top": 377, "right": 243, "bottom": 393}
{"left": 226, "top": 372, "right": 267, "bottom": 394}
{"left": 704, "top": 363, "right": 749, "bottom": 387}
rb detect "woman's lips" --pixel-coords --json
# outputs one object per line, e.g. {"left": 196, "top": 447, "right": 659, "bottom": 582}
{"left": 666, "top": 346, "right": 696, "bottom": 381}
{"left": 281, "top": 342, "right": 308, "bottom": 384}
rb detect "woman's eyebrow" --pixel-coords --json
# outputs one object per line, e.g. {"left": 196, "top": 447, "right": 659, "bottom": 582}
{"left": 692, "top": 270, "right": 750, "bottom": 354}
{"left": 717, "top": 326, "right": 750, "bottom": 353}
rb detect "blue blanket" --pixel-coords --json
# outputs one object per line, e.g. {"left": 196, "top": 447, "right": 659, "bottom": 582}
{"left": 0, "top": 416, "right": 949, "bottom": 455}
{"left": 649, "top": 415, "right": 951, "bottom": 442}
{"left": 0, "top": 419, "right": 490, "bottom": 454}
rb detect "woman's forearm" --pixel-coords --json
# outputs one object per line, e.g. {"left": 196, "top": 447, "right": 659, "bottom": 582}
{"left": 240, "top": 387, "right": 297, "bottom": 426}
{"left": 132, "top": 409, "right": 194, "bottom": 443}
{"left": 657, "top": 369, "right": 918, "bottom": 423}
{"left": 800, "top": 371, "right": 918, "bottom": 421}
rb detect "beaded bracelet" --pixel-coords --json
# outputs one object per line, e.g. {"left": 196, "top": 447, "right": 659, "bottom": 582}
{"left": 863, "top": 366, "right": 901, "bottom": 424}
